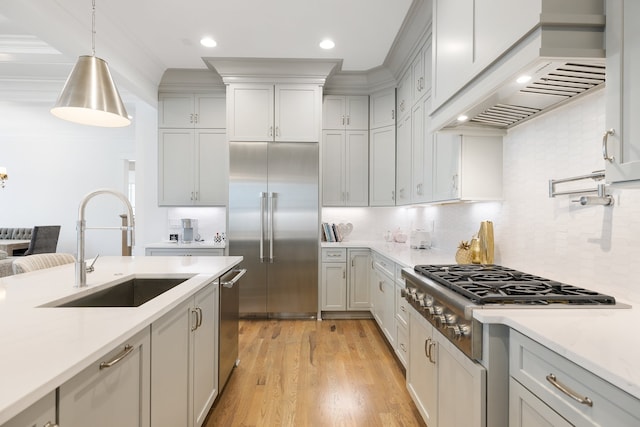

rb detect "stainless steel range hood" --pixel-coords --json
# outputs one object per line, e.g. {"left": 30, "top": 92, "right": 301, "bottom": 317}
{"left": 431, "top": 9, "right": 606, "bottom": 132}
{"left": 462, "top": 60, "right": 605, "bottom": 129}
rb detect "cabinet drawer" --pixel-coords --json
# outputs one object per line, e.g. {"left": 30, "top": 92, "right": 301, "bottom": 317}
{"left": 146, "top": 248, "right": 224, "bottom": 256}
{"left": 372, "top": 252, "right": 394, "bottom": 278}
{"left": 396, "top": 322, "right": 409, "bottom": 368}
{"left": 322, "top": 248, "right": 346, "bottom": 262}
{"left": 510, "top": 330, "right": 640, "bottom": 426}
{"left": 395, "top": 283, "right": 409, "bottom": 327}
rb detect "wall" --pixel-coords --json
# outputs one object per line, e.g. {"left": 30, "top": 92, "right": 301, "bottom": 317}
{"left": 324, "top": 89, "right": 640, "bottom": 304}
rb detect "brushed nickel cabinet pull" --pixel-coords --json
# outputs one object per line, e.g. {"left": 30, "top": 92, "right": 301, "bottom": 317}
{"left": 194, "top": 113, "right": 199, "bottom": 123}
{"left": 44, "top": 422, "right": 59, "bottom": 427}
{"left": 546, "top": 374, "right": 593, "bottom": 407}
{"left": 191, "top": 308, "right": 199, "bottom": 331}
{"left": 428, "top": 341, "right": 436, "bottom": 363}
{"left": 391, "top": 109, "right": 395, "bottom": 120}
{"left": 602, "top": 128, "right": 615, "bottom": 162}
{"left": 425, "top": 338, "right": 431, "bottom": 358}
{"left": 100, "top": 344, "right": 134, "bottom": 370}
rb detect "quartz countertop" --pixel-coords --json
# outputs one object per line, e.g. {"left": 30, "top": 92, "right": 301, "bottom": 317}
{"left": 323, "top": 240, "right": 640, "bottom": 401}
{"left": 145, "top": 240, "right": 226, "bottom": 249}
{"left": 0, "top": 255, "right": 242, "bottom": 425}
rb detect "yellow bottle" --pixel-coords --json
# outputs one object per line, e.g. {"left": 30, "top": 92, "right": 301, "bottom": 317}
{"left": 478, "top": 221, "right": 494, "bottom": 264}
{"left": 470, "top": 235, "right": 481, "bottom": 264}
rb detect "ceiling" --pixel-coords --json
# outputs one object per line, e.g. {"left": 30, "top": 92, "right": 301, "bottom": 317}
{"left": 0, "top": 0, "right": 415, "bottom": 103}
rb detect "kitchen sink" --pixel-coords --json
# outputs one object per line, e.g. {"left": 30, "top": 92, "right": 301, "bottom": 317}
{"left": 55, "top": 278, "right": 188, "bottom": 307}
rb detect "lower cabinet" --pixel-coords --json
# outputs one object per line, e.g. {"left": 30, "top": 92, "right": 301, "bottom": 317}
{"left": 370, "top": 253, "right": 395, "bottom": 348}
{"left": 509, "top": 329, "right": 640, "bottom": 427}
{"left": 320, "top": 248, "right": 370, "bottom": 312}
{"left": 59, "top": 327, "right": 151, "bottom": 427}
{"left": 151, "top": 281, "right": 219, "bottom": 427}
{"left": 3, "top": 391, "right": 56, "bottom": 427}
{"left": 407, "top": 304, "right": 486, "bottom": 427}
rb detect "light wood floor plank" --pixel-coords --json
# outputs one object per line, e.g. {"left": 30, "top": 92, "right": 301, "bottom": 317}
{"left": 206, "top": 319, "right": 426, "bottom": 427}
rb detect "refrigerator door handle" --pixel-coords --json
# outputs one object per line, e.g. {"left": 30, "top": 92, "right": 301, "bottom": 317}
{"left": 268, "top": 192, "right": 276, "bottom": 263}
{"left": 260, "top": 192, "right": 267, "bottom": 262}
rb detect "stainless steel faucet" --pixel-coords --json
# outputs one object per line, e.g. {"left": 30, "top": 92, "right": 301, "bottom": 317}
{"left": 76, "top": 189, "right": 135, "bottom": 287}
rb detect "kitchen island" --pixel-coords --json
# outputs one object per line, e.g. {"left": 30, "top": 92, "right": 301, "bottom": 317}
{"left": 0, "top": 255, "right": 242, "bottom": 425}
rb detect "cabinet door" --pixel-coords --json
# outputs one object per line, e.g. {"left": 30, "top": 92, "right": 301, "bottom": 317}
{"left": 227, "top": 84, "right": 274, "bottom": 141}
{"left": 322, "top": 130, "right": 346, "bottom": 206}
{"left": 345, "top": 96, "right": 369, "bottom": 130}
{"left": 322, "top": 95, "right": 347, "bottom": 129}
{"left": 321, "top": 262, "right": 347, "bottom": 310}
{"left": 192, "top": 284, "right": 219, "bottom": 427}
{"left": 195, "top": 94, "right": 226, "bottom": 129}
{"left": 3, "top": 391, "right": 56, "bottom": 427}
{"left": 159, "top": 129, "right": 195, "bottom": 206}
{"left": 59, "top": 328, "right": 150, "bottom": 427}
{"left": 408, "top": 310, "right": 437, "bottom": 426}
{"left": 397, "top": 69, "right": 412, "bottom": 120}
{"left": 437, "top": 332, "right": 486, "bottom": 427}
{"left": 370, "top": 89, "right": 396, "bottom": 129}
{"left": 196, "top": 130, "right": 228, "bottom": 206}
{"left": 369, "top": 126, "right": 396, "bottom": 206}
{"left": 159, "top": 93, "right": 195, "bottom": 128}
{"left": 411, "top": 97, "right": 434, "bottom": 203}
{"left": 395, "top": 113, "right": 412, "bottom": 205}
{"left": 345, "top": 131, "right": 369, "bottom": 206}
{"left": 432, "top": 0, "right": 474, "bottom": 110}
{"left": 411, "top": 47, "right": 426, "bottom": 103}
{"left": 151, "top": 299, "right": 191, "bottom": 427}
{"left": 347, "top": 249, "right": 370, "bottom": 310}
{"left": 433, "top": 133, "right": 461, "bottom": 201}
{"left": 275, "top": 84, "right": 320, "bottom": 142}
{"left": 382, "top": 276, "right": 396, "bottom": 348}
{"left": 605, "top": 0, "right": 640, "bottom": 183}
{"left": 509, "top": 378, "right": 572, "bottom": 427}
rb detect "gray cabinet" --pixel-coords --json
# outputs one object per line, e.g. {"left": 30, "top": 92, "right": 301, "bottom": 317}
{"left": 320, "top": 248, "right": 370, "bottom": 312}
{"left": 322, "top": 95, "right": 368, "bottom": 130}
{"left": 145, "top": 247, "right": 224, "bottom": 256}
{"left": 510, "top": 330, "right": 640, "bottom": 427}
{"left": 605, "top": 0, "right": 640, "bottom": 184}
{"left": 159, "top": 93, "right": 225, "bottom": 129}
{"left": 3, "top": 392, "right": 56, "bottom": 427}
{"left": 369, "top": 88, "right": 396, "bottom": 129}
{"left": 369, "top": 126, "right": 396, "bottom": 206}
{"left": 59, "top": 328, "right": 151, "bottom": 427}
{"left": 151, "top": 282, "right": 219, "bottom": 427}
{"left": 322, "top": 130, "right": 369, "bottom": 207}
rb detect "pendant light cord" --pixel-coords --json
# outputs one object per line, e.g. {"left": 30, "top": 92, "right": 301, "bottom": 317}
{"left": 91, "top": 0, "right": 96, "bottom": 56}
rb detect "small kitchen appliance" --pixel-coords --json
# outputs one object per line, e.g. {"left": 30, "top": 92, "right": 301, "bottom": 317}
{"left": 410, "top": 229, "right": 431, "bottom": 249}
{"left": 180, "top": 218, "right": 197, "bottom": 243}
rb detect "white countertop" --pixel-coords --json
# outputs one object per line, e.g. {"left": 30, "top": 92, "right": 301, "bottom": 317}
{"left": 145, "top": 241, "right": 226, "bottom": 249}
{"left": 0, "top": 255, "right": 242, "bottom": 425}
{"left": 324, "top": 240, "right": 640, "bottom": 401}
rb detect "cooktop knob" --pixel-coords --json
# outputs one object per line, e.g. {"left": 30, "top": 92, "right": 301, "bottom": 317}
{"left": 447, "top": 324, "right": 470, "bottom": 340}
{"left": 434, "top": 314, "right": 447, "bottom": 326}
{"left": 428, "top": 305, "right": 443, "bottom": 316}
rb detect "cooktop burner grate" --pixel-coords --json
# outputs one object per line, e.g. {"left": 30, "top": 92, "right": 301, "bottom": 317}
{"left": 414, "top": 264, "right": 616, "bottom": 305}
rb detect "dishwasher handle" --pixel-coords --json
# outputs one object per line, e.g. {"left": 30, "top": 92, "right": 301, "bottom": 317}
{"left": 221, "top": 268, "right": 247, "bottom": 288}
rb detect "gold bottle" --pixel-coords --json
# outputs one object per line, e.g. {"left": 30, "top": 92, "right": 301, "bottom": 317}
{"left": 478, "top": 221, "right": 494, "bottom": 264}
{"left": 470, "top": 235, "right": 481, "bottom": 264}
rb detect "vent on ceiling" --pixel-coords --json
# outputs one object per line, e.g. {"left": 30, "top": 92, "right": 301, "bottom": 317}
{"left": 469, "top": 62, "right": 606, "bottom": 128}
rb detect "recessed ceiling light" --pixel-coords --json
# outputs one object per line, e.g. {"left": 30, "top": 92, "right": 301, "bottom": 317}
{"left": 319, "top": 39, "right": 335, "bottom": 50}
{"left": 516, "top": 75, "right": 532, "bottom": 84}
{"left": 457, "top": 114, "right": 469, "bottom": 122}
{"left": 200, "top": 37, "right": 217, "bottom": 48}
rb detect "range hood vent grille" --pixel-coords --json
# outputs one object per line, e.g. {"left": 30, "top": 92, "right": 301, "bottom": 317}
{"left": 468, "top": 62, "right": 606, "bottom": 128}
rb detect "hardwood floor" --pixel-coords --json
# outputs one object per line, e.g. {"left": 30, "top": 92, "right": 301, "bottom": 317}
{"left": 205, "top": 319, "right": 426, "bottom": 427}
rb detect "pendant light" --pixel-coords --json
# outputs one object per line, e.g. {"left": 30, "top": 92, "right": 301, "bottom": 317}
{"left": 51, "top": 0, "right": 130, "bottom": 127}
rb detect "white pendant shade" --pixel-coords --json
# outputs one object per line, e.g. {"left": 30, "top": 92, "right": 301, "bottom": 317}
{"left": 51, "top": 55, "right": 131, "bottom": 127}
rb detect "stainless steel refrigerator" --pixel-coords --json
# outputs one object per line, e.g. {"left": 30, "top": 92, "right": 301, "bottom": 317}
{"left": 228, "top": 141, "right": 318, "bottom": 318}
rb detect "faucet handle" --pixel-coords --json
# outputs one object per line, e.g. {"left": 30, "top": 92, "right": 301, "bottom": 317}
{"left": 86, "top": 254, "right": 100, "bottom": 273}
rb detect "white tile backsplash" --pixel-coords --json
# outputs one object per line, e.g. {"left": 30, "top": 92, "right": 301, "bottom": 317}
{"left": 324, "top": 89, "right": 640, "bottom": 303}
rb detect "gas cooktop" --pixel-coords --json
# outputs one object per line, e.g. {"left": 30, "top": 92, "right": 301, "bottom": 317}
{"left": 413, "top": 264, "right": 616, "bottom": 305}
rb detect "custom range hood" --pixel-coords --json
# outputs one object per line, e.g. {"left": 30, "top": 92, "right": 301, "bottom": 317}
{"left": 431, "top": 5, "right": 606, "bottom": 131}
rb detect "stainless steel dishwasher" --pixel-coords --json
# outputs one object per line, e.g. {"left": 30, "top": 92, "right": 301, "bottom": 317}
{"left": 219, "top": 268, "right": 245, "bottom": 392}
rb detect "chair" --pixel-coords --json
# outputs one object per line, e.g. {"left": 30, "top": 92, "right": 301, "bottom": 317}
{"left": 12, "top": 253, "right": 75, "bottom": 274}
{"left": 23, "top": 225, "right": 61, "bottom": 256}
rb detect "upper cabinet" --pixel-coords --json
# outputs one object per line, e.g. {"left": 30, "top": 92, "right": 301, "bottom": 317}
{"left": 322, "top": 130, "right": 369, "bottom": 207}
{"left": 605, "top": 0, "right": 640, "bottom": 184}
{"left": 159, "top": 93, "right": 226, "bottom": 129}
{"left": 323, "top": 95, "right": 369, "bottom": 130}
{"left": 432, "top": 133, "right": 503, "bottom": 202}
{"left": 370, "top": 89, "right": 396, "bottom": 130}
{"left": 227, "top": 83, "right": 321, "bottom": 142}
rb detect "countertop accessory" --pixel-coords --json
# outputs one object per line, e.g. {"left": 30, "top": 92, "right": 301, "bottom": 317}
{"left": 455, "top": 240, "right": 472, "bottom": 264}
{"left": 548, "top": 170, "right": 613, "bottom": 206}
{"left": 0, "top": 166, "right": 7, "bottom": 188}
{"left": 477, "top": 221, "right": 494, "bottom": 264}
{"left": 50, "top": 0, "right": 130, "bottom": 127}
